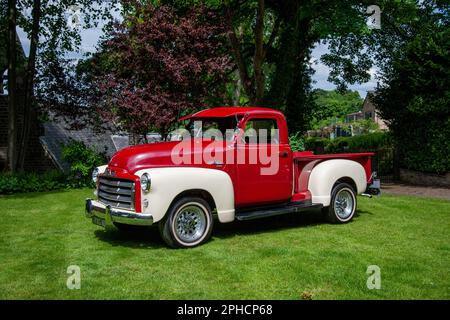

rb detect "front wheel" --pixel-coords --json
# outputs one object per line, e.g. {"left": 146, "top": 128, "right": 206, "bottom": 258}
{"left": 323, "top": 182, "right": 357, "bottom": 223}
{"left": 159, "top": 197, "right": 213, "bottom": 248}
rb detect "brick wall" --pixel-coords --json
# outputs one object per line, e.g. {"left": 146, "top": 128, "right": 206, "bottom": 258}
{"left": 0, "top": 94, "right": 56, "bottom": 172}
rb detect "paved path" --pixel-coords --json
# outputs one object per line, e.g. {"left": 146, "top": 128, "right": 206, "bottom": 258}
{"left": 381, "top": 183, "right": 450, "bottom": 200}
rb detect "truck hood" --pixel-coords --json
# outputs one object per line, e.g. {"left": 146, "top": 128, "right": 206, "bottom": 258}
{"left": 108, "top": 140, "right": 230, "bottom": 173}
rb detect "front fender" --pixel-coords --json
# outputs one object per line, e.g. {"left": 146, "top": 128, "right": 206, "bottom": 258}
{"left": 134, "top": 167, "right": 235, "bottom": 223}
{"left": 308, "top": 159, "right": 367, "bottom": 206}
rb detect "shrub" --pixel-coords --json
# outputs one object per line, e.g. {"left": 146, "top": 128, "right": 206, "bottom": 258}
{"left": 305, "top": 132, "right": 392, "bottom": 154}
{"left": 62, "top": 140, "right": 107, "bottom": 186}
{"left": 304, "top": 137, "right": 329, "bottom": 154}
{"left": 0, "top": 171, "right": 68, "bottom": 195}
{"left": 0, "top": 141, "right": 107, "bottom": 195}
{"left": 289, "top": 132, "right": 305, "bottom": 152}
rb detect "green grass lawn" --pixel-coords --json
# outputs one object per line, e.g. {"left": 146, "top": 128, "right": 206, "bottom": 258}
{"left": 1, "top": 188, "right": 449, "bottom": 299}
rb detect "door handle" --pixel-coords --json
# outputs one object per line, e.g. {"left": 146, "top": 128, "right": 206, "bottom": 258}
{"left": 206, "top": 160, "right": 224, "bottom": 166}
{"left": 279, "top": 151, "right": 288, "bottom": 158}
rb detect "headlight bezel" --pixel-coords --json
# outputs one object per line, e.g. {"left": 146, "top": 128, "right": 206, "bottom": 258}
{"left": 140, "top": 173, "right": 151, "bottom": 193}
{"left": 92, "top": 168, "right": 99, "bottom": 183}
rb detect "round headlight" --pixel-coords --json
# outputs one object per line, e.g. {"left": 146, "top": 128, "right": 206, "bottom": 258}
{"left": 92, "top": 168, "right": 99, "bottom": 183}
{"left": 141, "top": 173, "right": 151, "bottom": 192}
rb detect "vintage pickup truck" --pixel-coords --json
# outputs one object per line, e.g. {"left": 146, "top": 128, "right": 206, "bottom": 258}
{"left": 85, "top": 107, "right": 380, "bottom": 248}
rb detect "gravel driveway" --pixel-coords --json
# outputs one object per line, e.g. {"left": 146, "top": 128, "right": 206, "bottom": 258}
{"left": 382, "top": 183, "right": 450, "bottom": 200}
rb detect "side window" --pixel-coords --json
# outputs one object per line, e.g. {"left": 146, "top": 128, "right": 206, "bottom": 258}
{"left": 243, "top": 118, "right": 279, "bottom": 144}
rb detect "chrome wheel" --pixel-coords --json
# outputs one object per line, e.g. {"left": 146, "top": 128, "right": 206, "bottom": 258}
{"left": 334, "top": 188, "right": 355, "bottom": 220}
{"left": 173, "top": 204, "right": 207, "bottom": 243}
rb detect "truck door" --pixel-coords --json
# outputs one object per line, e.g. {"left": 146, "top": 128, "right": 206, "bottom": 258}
{"left": 235, "top": 117, "right": 293, "bottom": 207}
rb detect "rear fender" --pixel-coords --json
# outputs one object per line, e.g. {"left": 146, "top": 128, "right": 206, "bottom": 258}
{"left": 308, "top": 159, "right": 367, "bottom": 206}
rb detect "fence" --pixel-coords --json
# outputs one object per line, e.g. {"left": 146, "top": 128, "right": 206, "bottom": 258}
{"left": 370, "top": 147, "right": 397, "bottom": 183}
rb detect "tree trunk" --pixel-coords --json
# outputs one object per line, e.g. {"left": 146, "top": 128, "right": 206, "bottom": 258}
{"left": 225, "top": 9, "right": 255, "bottom": 104}
{"left": 6, "top": 0, "right": 17, "bottom": 173}
{"left": 253, "top": 0, "right": 265, "bottom": 105}
{"left": 17, "top": 0, "right": 41, "bottom": 172}
{"left": 233, "top": 73, "right": 241, "bottom": 106}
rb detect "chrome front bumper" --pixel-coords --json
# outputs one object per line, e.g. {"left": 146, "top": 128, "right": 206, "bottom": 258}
{"left": 85, "top": 198, "right": 153, "bottom": 229}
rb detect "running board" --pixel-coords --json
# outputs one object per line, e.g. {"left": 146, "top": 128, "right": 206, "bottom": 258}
{"left": 235, "top": 202, "right": 323, "bottom": 221}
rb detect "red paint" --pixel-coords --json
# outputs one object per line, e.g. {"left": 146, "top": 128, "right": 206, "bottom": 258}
{"left": 293, "top": 152, "right": 374, "bottom": 184}
{"left": 102, "top": 107, "right": 375, "bottom": 211}
{"left": 179, "top": 106, "right": 286, "bottom": 121}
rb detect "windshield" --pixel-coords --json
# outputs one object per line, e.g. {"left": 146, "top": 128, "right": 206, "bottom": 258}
{"left": 170, "top": 116, "right": 241, "bottom": 141}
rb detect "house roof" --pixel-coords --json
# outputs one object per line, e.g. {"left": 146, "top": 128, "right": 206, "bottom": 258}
{"left": 40, "top": 120, "right": 119, "bottom": 172}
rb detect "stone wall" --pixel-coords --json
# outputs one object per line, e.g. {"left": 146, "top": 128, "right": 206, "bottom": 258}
{"left": 400, "top": 168, "right": 450, "bottom": 188}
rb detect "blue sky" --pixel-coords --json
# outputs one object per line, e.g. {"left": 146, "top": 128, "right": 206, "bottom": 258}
{"left": 17, "top": 20, "right": 377, "bottom": 99}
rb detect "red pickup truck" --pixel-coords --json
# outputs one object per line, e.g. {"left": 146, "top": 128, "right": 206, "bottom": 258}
{"left": 86, "top": 107, "right": 380, "bottom": 248}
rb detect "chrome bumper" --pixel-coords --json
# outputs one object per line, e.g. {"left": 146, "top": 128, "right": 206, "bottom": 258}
{"left": 85, "top": 198, "right": 153, "bottom": 229}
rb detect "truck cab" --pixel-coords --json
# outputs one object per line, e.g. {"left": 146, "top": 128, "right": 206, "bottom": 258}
{"left": 85, "top": 107, "right": 380, "bottom": 248}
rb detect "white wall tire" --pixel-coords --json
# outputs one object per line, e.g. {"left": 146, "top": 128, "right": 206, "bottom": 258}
{"left": 323, "top": 183, "right": 357, "bottom": 224}
{"left": 159, "top": 197, "right": 213, "bottom": 248}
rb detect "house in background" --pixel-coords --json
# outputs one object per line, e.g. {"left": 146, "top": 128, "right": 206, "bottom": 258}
{"left": 345, "top": 91, "right": 389, "bottom": 130}
{"left": 39, "top": 122, "right": 162, "bottom": 172}
{"left": 0, "top": 92, "right": 126, "bottom": 172}
{"left": 0, "top": 32, "right": 162, "bottom": 173}
{"left": 0, "top": 90, "right": 162, "bottom": 172}
{"left": 307, "top": 91, "right": 389, "bottom": 138}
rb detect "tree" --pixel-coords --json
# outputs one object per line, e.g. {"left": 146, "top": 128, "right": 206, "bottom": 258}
{"left": 310, "top": 89, "right": 362, "bottom": 130}
{"left": 6, "top": 0, "right": 18, "bottom": 173}
{"left": 373, "top": 1, "right": 450, "bottom": 174}
{"left": 89, "top": 3, "right": 232, "bottom": 139}
{"left": 4, "top": 0, "right": 115, "bottom": 172}
{"left": 186, "top": 0, "right": 379, "bottom": 133}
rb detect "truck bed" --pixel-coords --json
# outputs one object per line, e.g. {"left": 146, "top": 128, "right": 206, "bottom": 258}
{"left": 291, "top": 151, "right": 374, "bottom": 202}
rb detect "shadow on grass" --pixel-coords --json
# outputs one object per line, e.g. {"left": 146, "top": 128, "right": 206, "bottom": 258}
{"left": 93, "top": 208, "right": 376, "bottom": 248}
{"left": 213, "top": 209, "right": 325, "bottom": 240}
{"left": 94, "top": 226, "right": 166, "bottom": 249}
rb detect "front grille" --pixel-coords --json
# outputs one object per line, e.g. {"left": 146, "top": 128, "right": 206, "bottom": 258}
{"left": 98, "top": 176, "right": 135, "bottom": 210}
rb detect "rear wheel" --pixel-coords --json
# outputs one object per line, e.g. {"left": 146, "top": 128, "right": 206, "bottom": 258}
{"left": 159, "top": 197, "right": 213, "bottom": 248}
{"left": 323, "top": 182, "right": 357, "bottom": 223}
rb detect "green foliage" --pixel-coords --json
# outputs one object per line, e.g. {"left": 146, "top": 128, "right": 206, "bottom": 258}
{"left": 351, "top": 119, "right": 380, "bottom": 134}
{"left": 310, "top": 89, "right": 363, "bottom": 129}
{"left": 304, "top": 137, "right": 329, "bottom": 153}
{"left": 62, "top": 140, "right": 106, "bottom": 186}
{"left": 0, "top": 140, "right": 107, "bottom": 194}
{"left": 288, "top": 132, "right": 305, "bottom": 152}
{"left": 0, "top": 171, "right": 68, "bottom": 194}
{"left": 374, "top": 3, "right": 450, "bottom": 174}
{"left": 305, "top": 132, "right": 392, "bottom": 154}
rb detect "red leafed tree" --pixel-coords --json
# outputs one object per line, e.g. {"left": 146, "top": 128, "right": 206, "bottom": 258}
{"left": 92, "top": 3, "right": 232, "bottom": 140}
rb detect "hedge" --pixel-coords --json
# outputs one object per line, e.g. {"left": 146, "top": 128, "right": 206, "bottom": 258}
{"left": 0, "top": 140, "right": 107, "bottom": 195}
{"left": 305, "top": 132, "right": 392, "bottom": 154}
